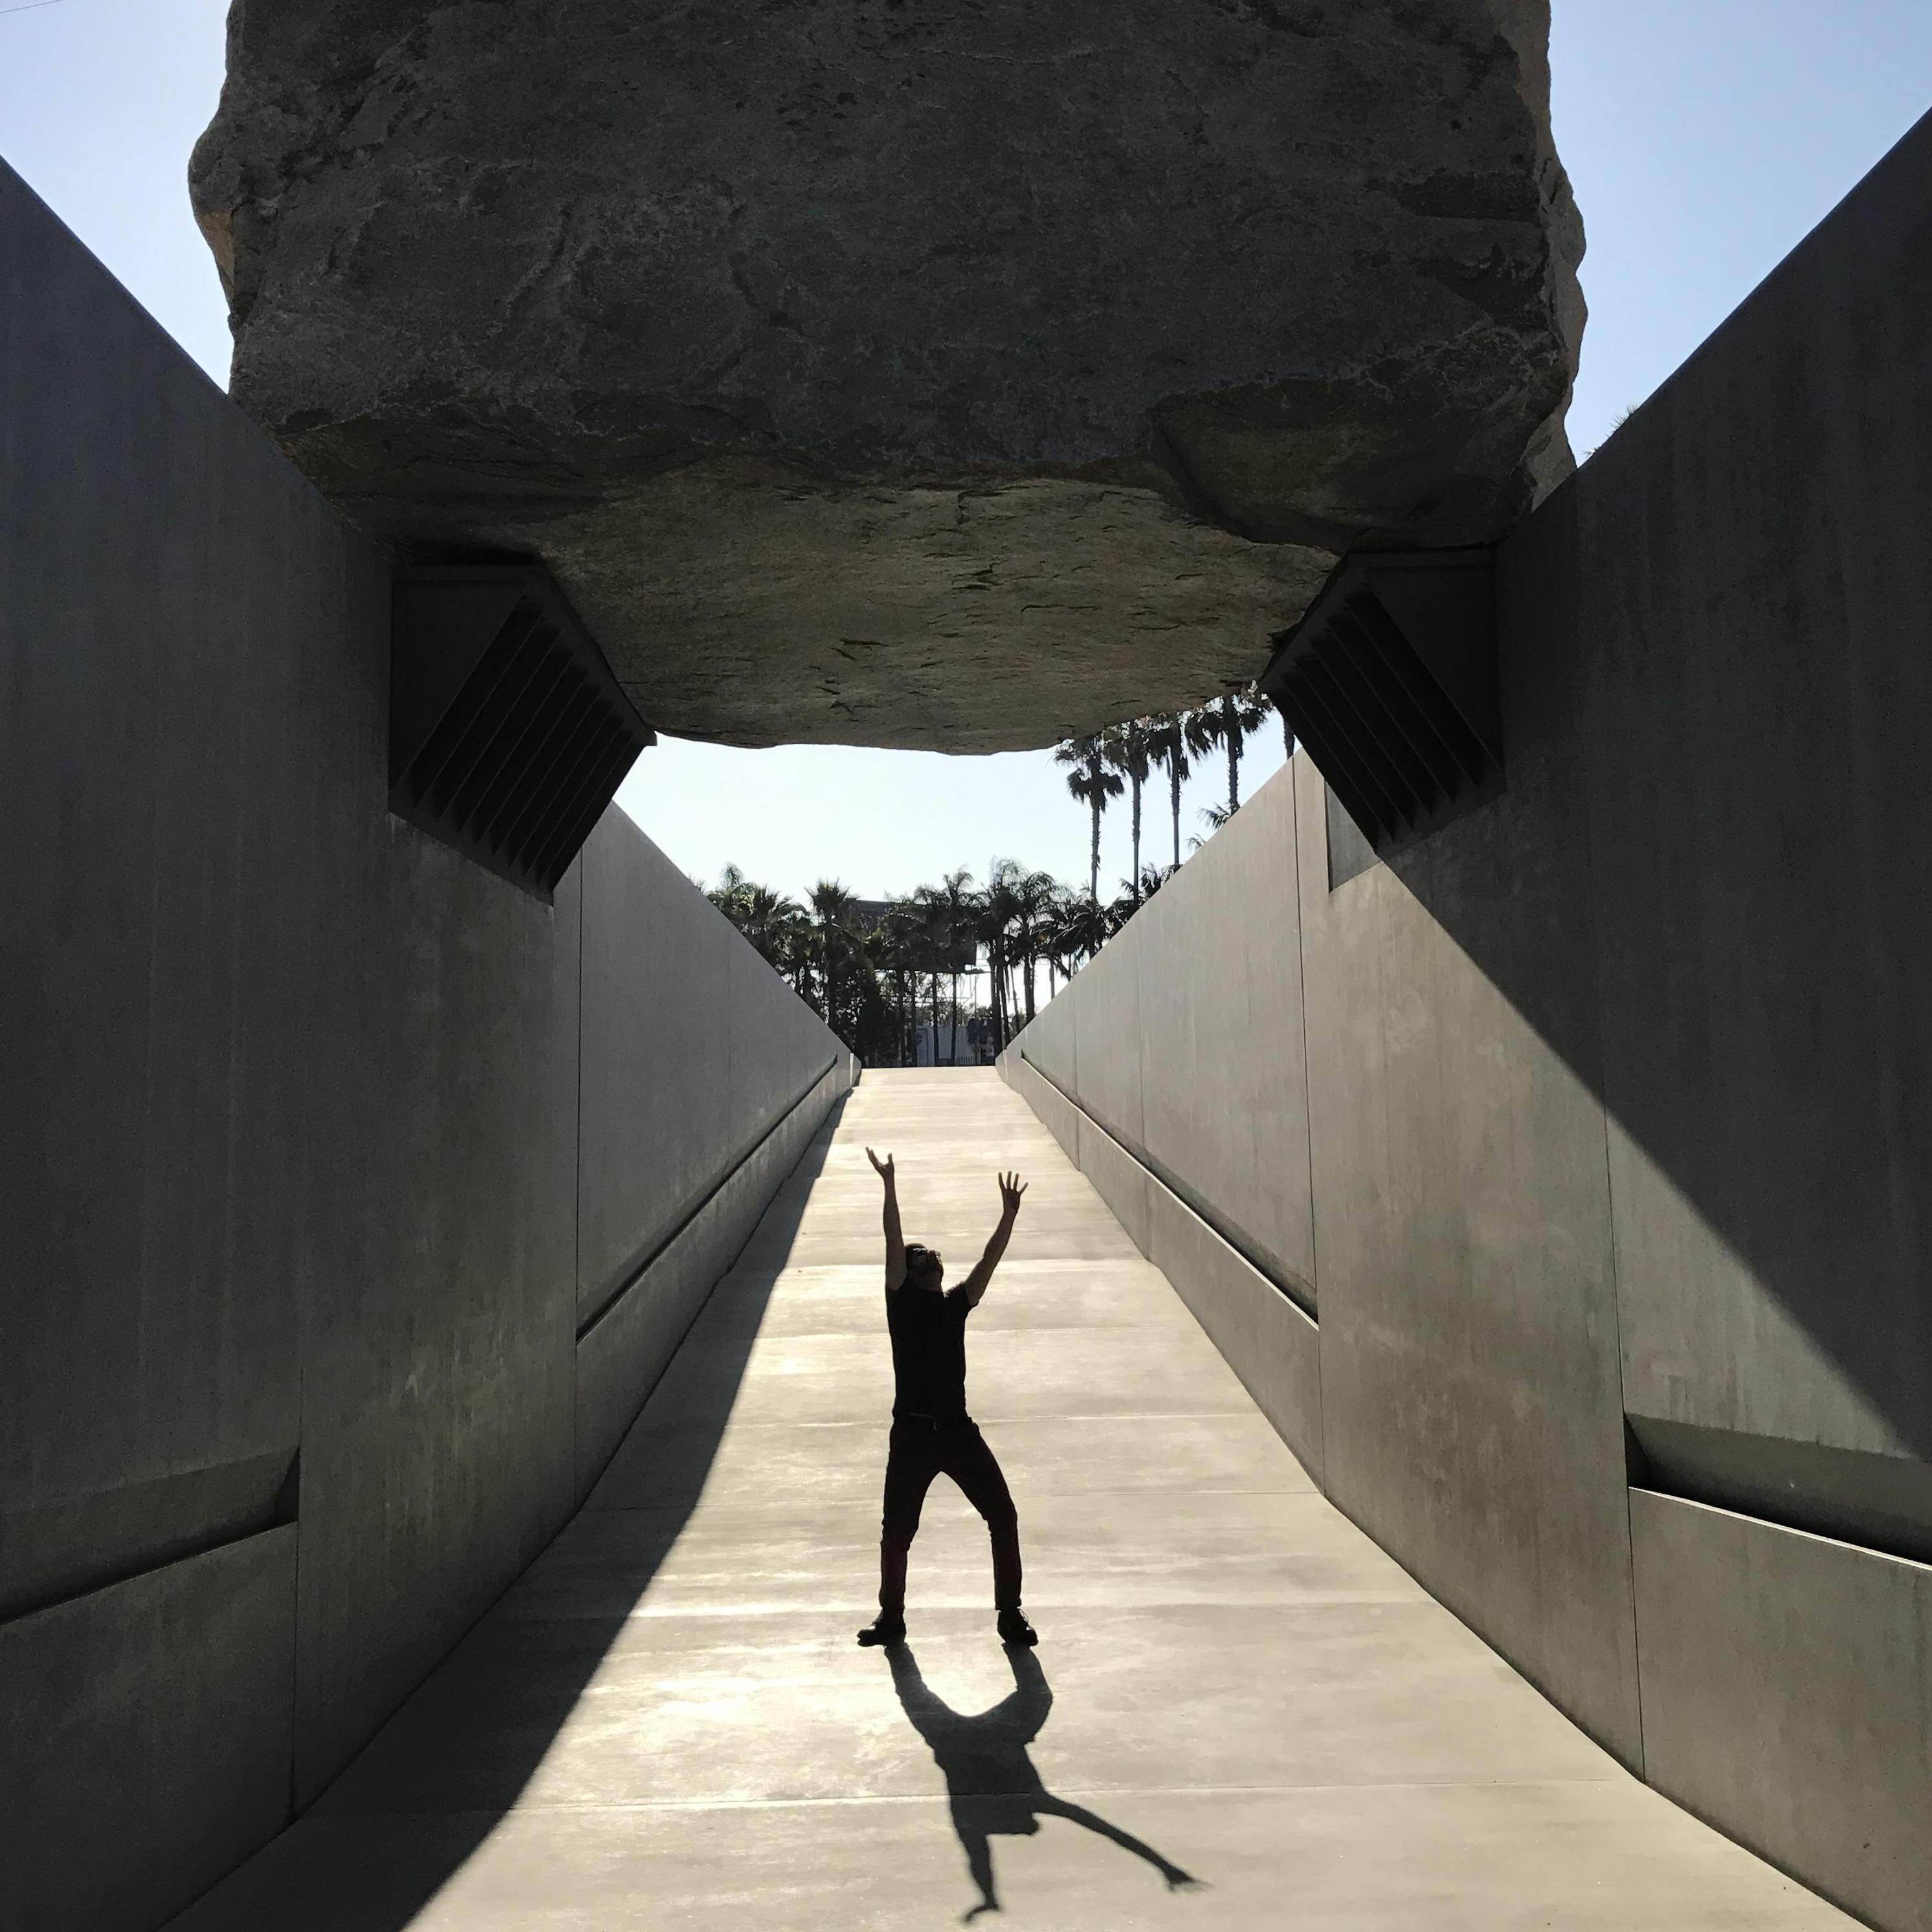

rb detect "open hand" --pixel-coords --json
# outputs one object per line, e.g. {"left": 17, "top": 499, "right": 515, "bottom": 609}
{"left": 867, "top": 1147, "right": 894, "bottom": 1179}
{"left": 997, "top": 1170, "right": 1027, "bottom": 1216}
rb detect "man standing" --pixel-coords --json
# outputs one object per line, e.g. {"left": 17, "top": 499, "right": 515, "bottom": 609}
{"left": 858, "top": 1147, "right": 1036, "bottom": 1649}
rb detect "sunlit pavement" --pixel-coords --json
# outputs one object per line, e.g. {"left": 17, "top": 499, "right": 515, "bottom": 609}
{"left": 173, "top": 1069, "right": 1851, "bottom": 1931}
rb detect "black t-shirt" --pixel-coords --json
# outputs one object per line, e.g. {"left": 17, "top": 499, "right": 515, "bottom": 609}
{"left": 886, "top": 1284, "right": 973, "bottom": 1418}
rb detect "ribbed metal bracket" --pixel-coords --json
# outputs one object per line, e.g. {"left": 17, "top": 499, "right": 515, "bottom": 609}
{"left": 1260, "top": 548, "right": 1501, "bottom": 860}
{"left": 390, "top": 564, "right": 654, "bottom": 898}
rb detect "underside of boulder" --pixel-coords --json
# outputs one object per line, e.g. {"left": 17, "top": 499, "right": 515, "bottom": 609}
{"left": 192, "top": 0, "right": 1583, "bottom": 751}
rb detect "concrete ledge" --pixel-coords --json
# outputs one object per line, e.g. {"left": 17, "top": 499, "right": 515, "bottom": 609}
{"left": 0, "top": 1527, "right": 297, "bottom": 1932}
{"left": 1630, "top": 1489, "right": 1932, "bottom": 1932}
{"left": 1005, "top": 1047, "right": 1080, "bottom": 1166}
{"left": 574, "top": 1059, "right": 850, "bottom": 1493}
{"left": 0, "top": 1448, "right": 296, "bottom": 1624}
{"left": 1073, "top": 1107, "right": 1153, "bottom": 1254}
{"left": 1002, "top": 1050, "right": 1322, "bottom": 1483}
{"left": 1143, "top": 1183, "right": 1324, "bottom": 1485}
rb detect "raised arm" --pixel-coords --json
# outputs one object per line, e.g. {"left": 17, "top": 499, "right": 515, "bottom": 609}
{"left": 957, "top": 1171, "right": 1027, "bottom": 1308}
{"left": 867, "top": 1148, "right": 906, "bottom": 1291}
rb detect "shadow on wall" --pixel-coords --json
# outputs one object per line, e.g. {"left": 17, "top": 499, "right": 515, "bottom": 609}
{"left": 1398, "top": 380, "right": 1932, "bottom": 1493}
{"left": 167, "top": 1102, "right": 849, "bottom": 1932}
{"left": 885, "top": 1643, "right": 1203, "bottom": 1922}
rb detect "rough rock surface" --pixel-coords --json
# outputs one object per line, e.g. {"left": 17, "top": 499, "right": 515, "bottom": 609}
{"left": 192, "top": 1, "right": 1583, "bottom": 750}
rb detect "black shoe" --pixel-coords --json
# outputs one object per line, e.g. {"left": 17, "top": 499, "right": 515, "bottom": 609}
{"left": 858, "top": 1613, "right": 906, "bottom": 1647}
{"left": 997, "top": 1608, "right": 1038, "bottom": 1647}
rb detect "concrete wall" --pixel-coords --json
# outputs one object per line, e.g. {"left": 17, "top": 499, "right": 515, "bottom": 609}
{"left": 1020, "top": 781, "right": 1315, "bottom": 1304}
{"left": 0, "top": 164, "right": 850, "bottom": 1932}
{"left": 1004, "top": 107, "right": 1932, "bottom": 1932}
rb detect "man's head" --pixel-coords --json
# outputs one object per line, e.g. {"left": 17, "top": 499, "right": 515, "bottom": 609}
{"left": 904, "top": 1243, "right": 945, "bottom": 1292}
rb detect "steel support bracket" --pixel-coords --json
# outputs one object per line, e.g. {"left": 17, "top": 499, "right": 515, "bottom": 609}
{"left": 390, "top": 563, "right": 654, "bottom": 898}
{"left": 1260, "top": 548, "right": 1501, "bottom": 861}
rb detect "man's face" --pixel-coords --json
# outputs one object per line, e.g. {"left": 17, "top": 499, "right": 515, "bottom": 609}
{"left": 907, "top": 1248, "right": 945, "bottom": 1293}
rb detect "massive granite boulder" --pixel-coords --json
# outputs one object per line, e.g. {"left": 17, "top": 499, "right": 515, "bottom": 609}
{"left": 192, "top": 1, "right": 1582, "bottom": 750}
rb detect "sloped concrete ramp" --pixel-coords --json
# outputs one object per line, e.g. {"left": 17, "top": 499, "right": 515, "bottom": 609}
{"left": 171, "top": 1071, "right": 1849, "bottom": 1930}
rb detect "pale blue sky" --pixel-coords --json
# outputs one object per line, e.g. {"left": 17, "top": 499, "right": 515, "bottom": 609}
{"left": 5, "top": 2, "right": 1928, "bottom": 900}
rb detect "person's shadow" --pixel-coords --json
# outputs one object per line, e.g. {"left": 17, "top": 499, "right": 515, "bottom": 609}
{"left": 887, "top": 1643, "right": 1203, "bottom": 1921}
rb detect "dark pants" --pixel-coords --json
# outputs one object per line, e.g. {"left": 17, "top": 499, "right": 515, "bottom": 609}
{"left": 880, "top": 1415, "right": 1023, "bottom": 1614}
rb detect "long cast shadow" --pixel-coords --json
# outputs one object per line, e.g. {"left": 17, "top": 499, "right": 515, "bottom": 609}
{"left": 1389, "top": 464, "right": 1932, "bottom": 1489}
{"left": 887, "top": 1643, "right": 1201, "bottom": 1922}
{"left": 167, "top": 1095, "right": 851, "bottom": 1932}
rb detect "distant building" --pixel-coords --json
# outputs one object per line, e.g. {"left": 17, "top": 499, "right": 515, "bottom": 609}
{"left": 909, "top": 1018, "right": 994, "bottom": 1067}
{"left": 847, "top": 897, "right": 978, "bottom": 973}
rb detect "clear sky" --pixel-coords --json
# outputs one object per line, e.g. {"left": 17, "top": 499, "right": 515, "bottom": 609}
{"left": 5, "top": 2, "right": 1928, "bottom": 902}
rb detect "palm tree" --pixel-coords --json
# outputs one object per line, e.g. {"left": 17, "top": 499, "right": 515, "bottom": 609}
{"left": 1011, "top": 869, "right": 1061, "bottom": 1025}
{"left": 707, "top": 861, "right": 756, "bottom": 937}
{"left": 1144, "top": 712, "right": 1191, "bottom": 870}
{"left": 1054, "top": 892, "right": 1111, "bottom": 971}
{"left": 978, "top": 860, "right": 1025, "bottom": 1051}
{"left": 1107, "top": 862, "right": 1175, "bottom": 934}
{"left": 709, "top": 867, "right": 806, "bottom": 977}
{"left": 1054, "top": 735, "right": 1123, "bottom": 902}
{"left": 1188, "top": 801, "right": 1234, "bottom": 852}
{"left": 1186, "top": 685, "right": 1272, "bottom": 819}
{"left": 876, "top": 898, "right": 926, "bottom": 1065}
{"left": 936, "top": 867, "right": 976, "bottom": 1064}
{"left": 1275, "top": 693, "right": 1296, "bottom": 761}
{"left": 1038, "top": 882, "right": 1078, "bottom": 996}
{"left": 807, "top": 880, "right": 861, "bottom": 1027}
{"left": 1104, "top": 720, "right": 1153, "bottom": 904}
{"left": 751, "top": 886, "right": 808, "bottom": 974}
{"left": 906, "top": 885, "right": 951, "bottom": 1063}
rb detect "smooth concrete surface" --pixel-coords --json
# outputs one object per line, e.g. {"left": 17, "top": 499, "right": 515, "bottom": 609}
{"left": 1630, "top": 1492, "right": 1932, "bottom": 1932}
{"left": 1015, "top": 753, "right": 1641, "bottom": 1766}
{"left": 1001, "top": 109, "right": 1932, "bottom": 1931}
{"left": 575, "top": 1056, "right": 851, "bottom": 1492}
{"left": 1, "top": 1529, "right": 297, "bottom": 1931}
{"left": 1027, "top": 777, "right": 1315, "bottom": 1301}
{"left": 1, "top": 165, "right": 848, "bottom": 1932}
{"left": 169, "top": 1072, "right": 1847, "bottom": 1931}
{"left": 576, "top": 817, "right": 850, "bottom": 1327}
{"left": 1296, "top": 711, "right": 1641, "bottom": 1766}
{"left": 1141, "top": 1156, "right": 1326, "bottom": 1489}
{"left": 1571, "top": 113, "right": 1932, "bottom": 1470}
{"left": 1006, "top": 1055, "right": 1323, "bottom": 1485}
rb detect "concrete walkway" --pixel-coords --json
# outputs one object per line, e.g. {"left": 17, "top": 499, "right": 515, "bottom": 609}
{"left": 177, "top": 1070, "right": 1850, "bottom": 1930}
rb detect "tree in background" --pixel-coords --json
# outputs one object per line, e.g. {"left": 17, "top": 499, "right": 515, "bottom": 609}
{"left": 1186, "top": 685, "right": 1272, "bottom": 820}
{"left": 830, "top": 940, "right": 894, "bottom": 1056}
{"left": 709, "top": 849, "right": 1125, "bottom": 1067}
{"left": 1191, "top": 801, "right": 1233, "bottom": 850}
{"left": 1038, "top": 879, "right": 1078, "bottom": 997}
{"left": 709, "top": 689, "right": 1302, "bottom": 1061}
{"left": 1012, "top": 868, "right": 1060, "bottom": 1025}
{"left": 1144, "top": 712, "right": 1191, "bottom": 870}
{"left": 1047, "top": 892, "right": 1111, "bottom": 980}
{"left": 1104, "top": 719, "right": 1152, "bottom": 904}
{"left": 1109, "top": 862, "right": 1175, "bottom": 934}
{"left": 807, "top": 880, "right": 863, "bottom": 1028}
{"left": 709, "top": 866, "right": 807, "bottom": 984}
{"left": 875, "top": 898, "right": 927, "bottom": 1067}
{"left": 978, "top": 860, "right": 1024, "bottom": 1051}
{"left": 936, "top": 867, "right": 976, "bottom": 1064}
{"left": 909, "top": 883, "right": 951, "bottom": 1060}
{"left": 713, "top": 869, "right": 890, "bottom": 1059}
{"left": 1053, "top": 733, "right": 1123, "bottom": 903}
{"left": 972, "top": 861, "right": 1065, "bottom": 1043}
